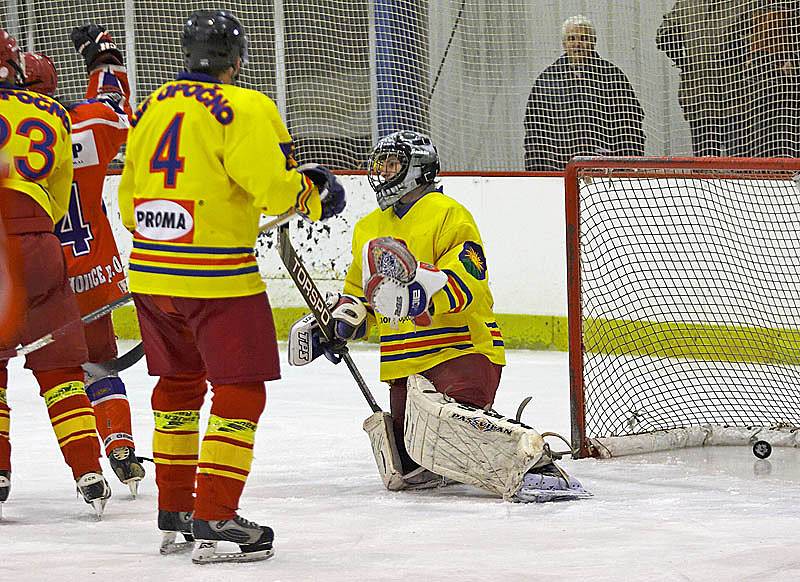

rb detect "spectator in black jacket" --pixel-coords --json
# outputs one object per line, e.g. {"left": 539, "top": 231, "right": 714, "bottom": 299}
{"left": 524, "top": 15, "right": 646, "bottom": 171}
{"left": 731, "top": 1, "right": 800, "bottom": 157}
{"left": 656, "top": 1, "right": 749, "bottom": 157}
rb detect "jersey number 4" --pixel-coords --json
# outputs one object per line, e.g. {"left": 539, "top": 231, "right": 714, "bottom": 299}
{"left": 150, "top": 113, "right": 186, "bottom": 188}
{"left": 55, "top": 182, "right": 94, "bottom": 257}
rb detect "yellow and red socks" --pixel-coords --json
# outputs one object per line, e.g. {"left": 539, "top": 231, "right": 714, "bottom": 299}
{"left": 193, "top": 382, "right": 265, "bottom": 520}
{"left": 0, "top": 385, "right": 10, "bottom": 472}
{"left": 34, "top": 367, "right": 101, "bottom": 479}
{"left": 151, "top": 374, "right": 207, "bottom": 512}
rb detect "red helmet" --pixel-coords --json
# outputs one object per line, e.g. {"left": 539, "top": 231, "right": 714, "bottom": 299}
{"left": 0, "top": 29, "right": 23, "bottom": 84}
{"left": 23, "top": 52, "right": 57, "bottom": 96}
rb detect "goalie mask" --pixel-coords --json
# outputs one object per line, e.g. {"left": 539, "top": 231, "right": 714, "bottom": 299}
{"left": 23, "top": 52, "right": 57, "bottom": 96}
{"left": 367, "top": 130, "right": 440, "bottom": 211}
{"left": 182, "top": 9, "right": 249, "bottom": 75}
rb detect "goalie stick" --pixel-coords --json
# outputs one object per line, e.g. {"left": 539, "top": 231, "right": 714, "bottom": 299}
{"left": 277, "top": 222, "right": 380, "bottom": 413}
{"left": 0, "top": 293, "right": 134, "bottom": 360}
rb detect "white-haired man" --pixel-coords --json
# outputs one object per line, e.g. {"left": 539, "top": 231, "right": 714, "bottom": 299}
{"left": 524, "top": 15, "right": 646, "bottom": 171}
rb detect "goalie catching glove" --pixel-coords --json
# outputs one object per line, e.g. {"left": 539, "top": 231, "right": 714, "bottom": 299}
{"left": 288, "top": 294, "right": 368, "bottom": 366}
{"left": 296, "top": 163, "right": 346, "bottom": 221}
{"left": 363, "top": 237, "right": 447, "bottom": 328}
{"left": 71, "top": 24, "right": 123, "bottom": 71}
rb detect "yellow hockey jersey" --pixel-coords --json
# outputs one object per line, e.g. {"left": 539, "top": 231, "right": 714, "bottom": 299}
{"left": 344, "top": 189, "right": 506, "bottom": 381}
{"left": 118, "top": 72, "right": 322, "bottom": 298}
{"left": 0, "top": 85, "right": 73, "bottom": 222}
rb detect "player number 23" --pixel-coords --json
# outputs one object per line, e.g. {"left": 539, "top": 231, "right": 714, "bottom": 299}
{"left": 0, "top": 114, "right": 58, "bottom": 180}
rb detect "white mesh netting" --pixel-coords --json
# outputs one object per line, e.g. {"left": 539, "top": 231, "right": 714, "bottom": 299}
{"left": 569, "top": 160, "right": 800, "bottom": 456}
{"left": 4, "top": 0, "right": 799, "bottom": 171}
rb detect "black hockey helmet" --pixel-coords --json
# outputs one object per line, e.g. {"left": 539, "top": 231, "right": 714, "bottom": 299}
{"left": 182, "top": 10, "right": 249, "bottom": 74}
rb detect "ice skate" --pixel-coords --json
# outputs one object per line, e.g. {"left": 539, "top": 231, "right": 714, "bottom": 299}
{"left": 76, "top": 472, "right": 112, "bottom": 517}
{"left": 191, "top": 515, "right": 274, "bottom": 564}
{"left": 158, "top": 510, "right": 194, "bottom": 555}
{"left": 0, "top": 470, "right": 9, "bottom": 518}
{"left": 109, "top": 446, "right": 146, "bottom": 497}
{"left": 512, "top": 463, "right": 592, "bottom": 503}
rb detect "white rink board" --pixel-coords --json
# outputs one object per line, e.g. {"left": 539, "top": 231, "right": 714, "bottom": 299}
{"left": 103, "top": 174, "right": 568, "bottom": 316}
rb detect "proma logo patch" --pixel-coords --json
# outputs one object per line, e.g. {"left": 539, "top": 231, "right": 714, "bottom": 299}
{"left": 134, "top": 198, "right": 195, "bottom": 243}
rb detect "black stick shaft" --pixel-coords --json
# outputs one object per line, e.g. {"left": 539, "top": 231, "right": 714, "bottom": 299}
{"left": 278, "top": 224, "right": 381, "bottom": 413}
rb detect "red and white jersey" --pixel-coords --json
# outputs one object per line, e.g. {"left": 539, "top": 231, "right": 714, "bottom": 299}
{"left": 56, "top": 66, "right": 131, "bottom": 315}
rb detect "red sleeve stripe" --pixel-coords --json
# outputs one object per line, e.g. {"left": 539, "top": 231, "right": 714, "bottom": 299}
{"left": 295, "top": 174, "right": 315, "bottom": 215}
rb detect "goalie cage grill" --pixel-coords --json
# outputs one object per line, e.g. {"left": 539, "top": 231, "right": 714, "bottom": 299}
{"left": 566, "top": 157, "right": 800, "bottom": 458}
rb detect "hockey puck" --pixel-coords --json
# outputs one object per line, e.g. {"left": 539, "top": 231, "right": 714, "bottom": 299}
{"left": 752, "top": 440, "right": 772, "bottom": 459}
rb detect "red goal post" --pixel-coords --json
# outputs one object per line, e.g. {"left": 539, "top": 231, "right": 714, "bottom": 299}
{"left": 566, "top": 157, "right": 800, "bottom": 459}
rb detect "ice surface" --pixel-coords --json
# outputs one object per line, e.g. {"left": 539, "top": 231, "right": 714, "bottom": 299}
{"left": 2, "top": 343, "right": 799, "bottom": 581}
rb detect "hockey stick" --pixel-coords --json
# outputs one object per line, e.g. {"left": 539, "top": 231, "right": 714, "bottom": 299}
{"left": 0, "top": 293, "right": 134, "bottom": 360}
{"left": 259, "top": 208, "right": 298, "bottom": 234}
{"left": 73, "top": 211, "right": 293, "bottom": 374}
{"left": 277, "top": 223, "right": 381, "bottom": 413}
{"left": 82, "top": 341, "right": 145, "bottom": 378}
{"left": 1, "top": 212, "right": 293, "bottom": 364}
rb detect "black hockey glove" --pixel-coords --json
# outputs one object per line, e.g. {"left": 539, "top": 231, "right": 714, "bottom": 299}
{"left": 71, "top": 24, "right": 123, "bottom": 71}
{"left": 297, "top": 163, "right": 346, "bottom": 220}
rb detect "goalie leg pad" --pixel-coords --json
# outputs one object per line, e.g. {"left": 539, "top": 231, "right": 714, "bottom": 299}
{"left": 363, "top": 412, "right": 407, "bottom": 491}
{"left": 362, "top": 411, "right": 448, "bottom": 491}
{"left": 403, "top": 375, "right": 546, "bottom": 500}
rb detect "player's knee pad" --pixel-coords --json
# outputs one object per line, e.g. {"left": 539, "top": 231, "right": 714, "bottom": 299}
{"left": 403, "top": 374, "right": 547, "bottom": 500}
{"left": 85, "top": 374, "right": 127, "bottom": 406}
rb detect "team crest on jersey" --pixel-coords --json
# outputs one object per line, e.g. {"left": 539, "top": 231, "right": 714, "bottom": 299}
{"left": 134, "top": 198, "right": 195, "bottom": 243}
{"left": 458, "top": 241, "right": 487, "bottom": 280}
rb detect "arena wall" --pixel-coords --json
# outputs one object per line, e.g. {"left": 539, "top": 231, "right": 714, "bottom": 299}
{"left": 106, "top": 174, "right": 570, "bottom": 349}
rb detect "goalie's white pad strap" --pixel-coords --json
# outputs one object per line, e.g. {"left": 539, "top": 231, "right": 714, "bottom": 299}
{"left": 362, "top": 412, "right": 408, "bottom": 491}
{"left": 404, "top": 374, "right": 546, "bottom": 499}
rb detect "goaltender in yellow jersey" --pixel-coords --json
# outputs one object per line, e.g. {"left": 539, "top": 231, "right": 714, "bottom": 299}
{"left": 344, "top": 188, "right": 506, "bottom": 381}
{"left": 118, "top": 74, "right": 323, "bottom": 298}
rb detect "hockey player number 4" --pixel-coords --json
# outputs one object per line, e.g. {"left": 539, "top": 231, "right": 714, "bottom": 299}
{"left": 149, "top": 113, "right": 185, "bottom": 189}
{"left": 55, "top": 183, "right": 94, "bottom": 257}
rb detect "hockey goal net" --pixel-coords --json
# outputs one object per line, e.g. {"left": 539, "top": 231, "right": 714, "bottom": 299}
{"left": 567, "top": 157, "right": 800, "bottom": 458}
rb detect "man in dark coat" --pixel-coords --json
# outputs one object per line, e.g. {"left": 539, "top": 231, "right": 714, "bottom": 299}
{"left": 524, "top": 15, "right": 646, "bottom": 171}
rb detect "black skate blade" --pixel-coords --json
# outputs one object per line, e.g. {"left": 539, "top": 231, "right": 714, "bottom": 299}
{"left": 191, "top": 540, "right": 275, "bottom": 564}
{"left": 160, "top": 532, "right": 194, "bottom": 555}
